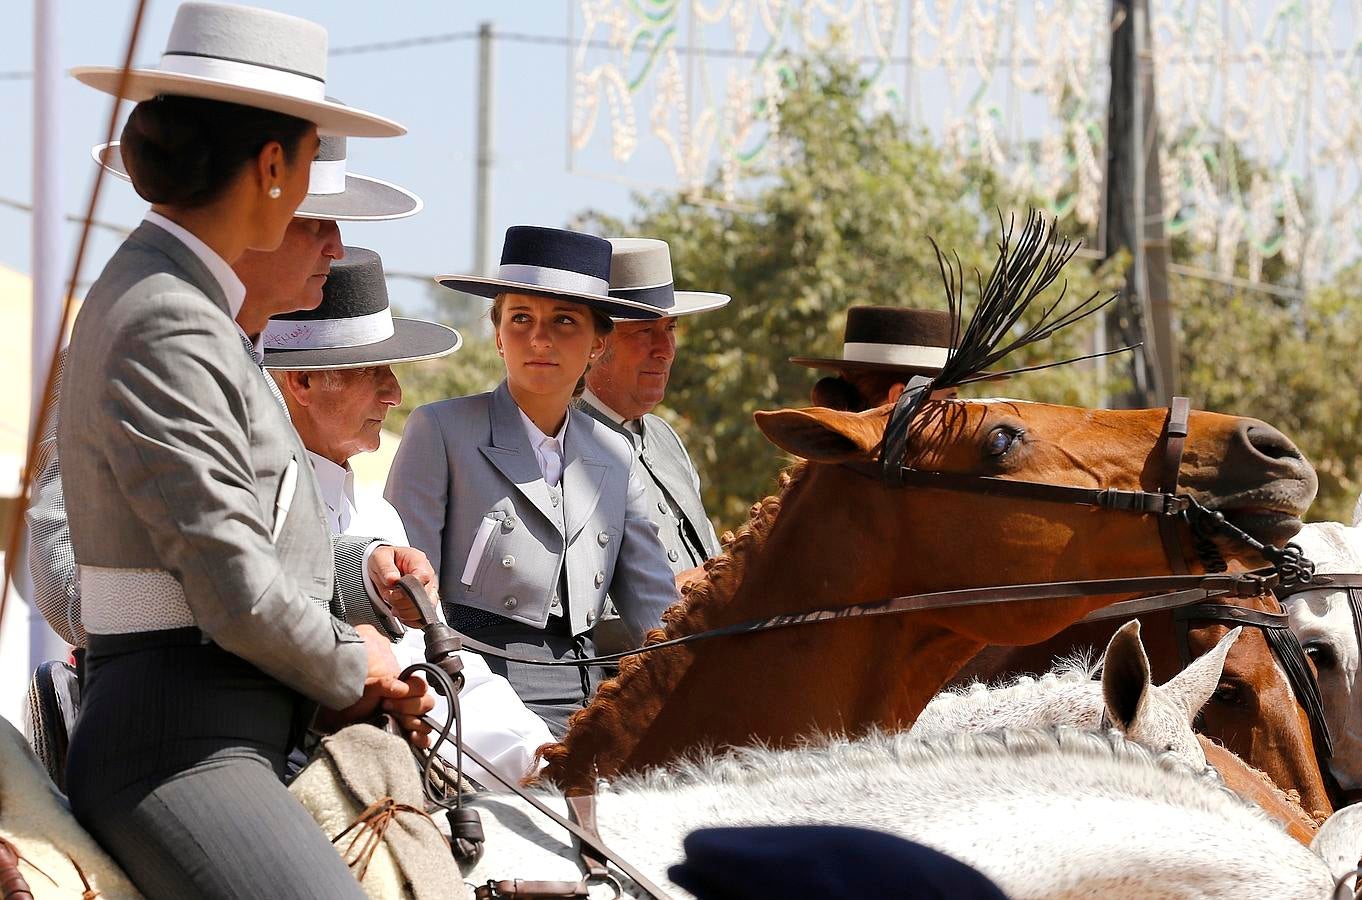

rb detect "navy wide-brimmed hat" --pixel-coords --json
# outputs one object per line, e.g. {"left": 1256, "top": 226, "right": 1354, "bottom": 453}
{"left": 91, "top": 132, "right": 419, "bottom": 221}
{"left": 72, "top": 2, "right": 402, "bottom": 137}
{"left": 263, "top": 247, "right": 461, "bottom": 370}
{"left": 606, "top": 238, "right": 729, "bottom": 320}
{"left": 436, "top": 226, "right": 663, "bottom": 320}
{"left": 92, "top": 133, "right": 421, "bottom": 221}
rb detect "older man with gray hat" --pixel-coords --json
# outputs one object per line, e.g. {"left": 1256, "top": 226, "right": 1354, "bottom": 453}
{"left": 265, "top": 246, "right": 555, "bottom": 782}
{"left": 578, "top": 238, "right": 729, "bottom": 650}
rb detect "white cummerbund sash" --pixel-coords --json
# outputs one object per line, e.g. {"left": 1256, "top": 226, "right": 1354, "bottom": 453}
{"left": 308, "top": 157, "right": 347, "bottom": 195}
{"left": 841, "top": 342, "right": 950, "bottom": 368}
{"left": 158, "top": 53, "right": 327, "bottom": 102}
{"left": 81, "top": 565, "right": 195, "bottom": 635}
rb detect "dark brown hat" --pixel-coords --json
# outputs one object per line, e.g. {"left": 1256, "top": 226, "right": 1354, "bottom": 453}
{"left": 791, "top": 307, "right": 957, "bottom": 376}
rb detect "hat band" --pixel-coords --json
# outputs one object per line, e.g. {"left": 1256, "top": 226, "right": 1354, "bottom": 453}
{"left": 158, "top": 52, "right": 327, "bottom": 102}
{"left": 263, "top": 308, "right": 395, "bottom": 352}
{"left": 609, "top": 281, "right": 675, "bottom": 310}
{"left": 842, "top": 342, "right": 950, "bottom": 368}
{"left": 497, "top": 263, "right": 608, "bottom": 297}
{"left": 308, "top": 157, "right": 347, "bottom": 195}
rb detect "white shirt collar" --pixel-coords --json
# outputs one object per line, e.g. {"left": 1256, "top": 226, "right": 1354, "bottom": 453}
{"left": 144, "top": 210, "right": 248, "bottom": 319}
{"left": 517, "top": 406, "right": 569, "bottom": 486}
{"left": 582, "top": 389, "right": 642, "bottom": 435}
{"left": 235, "top": 324, "right": 265, "bottom": 365}
{"left": 307, "top": 450, "right": 356, "bottom": 534}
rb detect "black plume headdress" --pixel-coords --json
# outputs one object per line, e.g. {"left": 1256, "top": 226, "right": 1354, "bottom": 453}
{"left": 879, "top": 210, "right": 1136, "bottom": 479}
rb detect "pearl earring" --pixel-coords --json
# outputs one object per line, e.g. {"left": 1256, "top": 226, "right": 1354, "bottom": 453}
{"left": 268, "top": 186, "right": 282, "bottom": 199}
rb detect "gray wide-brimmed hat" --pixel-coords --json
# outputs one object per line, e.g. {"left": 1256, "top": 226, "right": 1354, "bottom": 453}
{"left": 791, "top": 307, "right": 958, "bottom": 377}
{"left": 436, "top": 225, "right": 662, "bottom": 320}
{"left": 605, "top": 238, "right": 730, "bottom": 319}
{"left": 92, "top": 133, "right": 422, "bottom": 221}
{"left": 263, "top": 246, "right": 461, "bottom": 370}
{"left": 72, "top": 2, "right": 403, "bottom": 137}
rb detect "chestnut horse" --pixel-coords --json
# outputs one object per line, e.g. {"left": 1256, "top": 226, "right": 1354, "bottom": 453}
{"left": 539, "top": 397, "right": 1318, "bottom": 792}
{"left": 954, "top": 591, "right": 1336, "bottom": 823}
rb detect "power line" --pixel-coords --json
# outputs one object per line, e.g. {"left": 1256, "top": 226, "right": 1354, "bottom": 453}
{"left": 0, "top": 195, "right": 130, "bottom": 237}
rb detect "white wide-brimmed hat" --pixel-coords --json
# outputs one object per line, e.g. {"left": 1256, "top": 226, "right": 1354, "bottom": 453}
{"left": 437, "top": 226, "right": 663, "bottom": 320}
{"left": 92, "top": 133, "right": 421, "bottom": 221}
{"left": 72, "top": 2, "right": 403, "bottom": 137}
{"left": 606, "top": 238, "right": 730, "bottom": 319}
{"left": 264, "top": 247, "right": 461, "bottom": 370}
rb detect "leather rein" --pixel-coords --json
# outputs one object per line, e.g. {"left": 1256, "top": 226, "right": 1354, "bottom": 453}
{"left": 389, "top": 388, "right": 1321, "bottom": 899}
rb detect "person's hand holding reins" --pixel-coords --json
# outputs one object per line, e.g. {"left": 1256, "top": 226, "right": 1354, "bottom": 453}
{"left": 317, "top": 624, "right": 436, "bottom": 747}
{"left": 367, "top": 544, "right": 439, "bottom": 627}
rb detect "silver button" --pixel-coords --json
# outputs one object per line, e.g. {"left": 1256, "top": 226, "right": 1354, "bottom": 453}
{"left": 597, "top": 531, "right": 610, "bottom": 546}
{"left": 668, "top": 549, "right": 679, "bottom": 562}
{"left": 586, "top": 611, "right": 596, "bottom": 625}
{"left": 550, "top": 594, "right": 562, "bottom": 613}
{"left": 657, "top": 501, "right": 668, "bottom": 514}
{"left": 501, "top": 554, "right": 515, "bottom": 568}
{"left": 503, "top": 596, "right": 518, "bottom": 610}
{"left": 502, "top": 517, "right": 517, "bottom": 532}
{"left": 594, "top": 572, "right": 605, "bottom": 588}
{"left": 551, "top": 494, "right": 560, "bottom": 507}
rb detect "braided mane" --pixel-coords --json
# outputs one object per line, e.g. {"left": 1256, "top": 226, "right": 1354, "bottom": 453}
{"left": 536, "top": 463, "right": 811, "bottom": 788}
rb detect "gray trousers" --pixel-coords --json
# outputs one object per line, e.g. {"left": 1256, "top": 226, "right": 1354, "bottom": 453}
{"left": 460, "top": 621, "right": 604, "bottom": 738}
{"left": 66, "top": 630, "right": 364, "bottom": 900}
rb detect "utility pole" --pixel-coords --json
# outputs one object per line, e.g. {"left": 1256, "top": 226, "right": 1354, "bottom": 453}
{"left": 474, "top": 21, "right": 495, "bottom": 276}
{"left": 1103, "top": 0, "right": 1176, "bottom": 406}
{"left": 28, "top": 0, "right": 67, "bottom": 669}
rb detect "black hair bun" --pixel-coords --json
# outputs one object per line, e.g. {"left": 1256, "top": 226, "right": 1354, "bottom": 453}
{"left": 120, "top": 97, "right": 215, "bottom": 206}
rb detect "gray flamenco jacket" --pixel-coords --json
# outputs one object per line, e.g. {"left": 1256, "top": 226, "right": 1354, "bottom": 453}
{"left": 58, "top": 221, "right": 366, "bottom": 710}
{"left": 385, "top": 381, "right": 679, "bottom": 643}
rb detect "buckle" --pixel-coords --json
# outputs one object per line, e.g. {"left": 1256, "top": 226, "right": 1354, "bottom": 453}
{"left": 1229, "top": 574, "right": 1271, "bottom": 598}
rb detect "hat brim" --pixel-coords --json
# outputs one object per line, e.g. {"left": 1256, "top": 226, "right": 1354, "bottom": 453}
{"left": 435, "top": 275, "right": 663, "bottom": 320}
{"left": 93, "top": 142, "right": 421, "bottom": 221}
{"left": 790, "top": 355, "right": 1010, "bottom": 382}
{"left": 262, "top": 319, "right": 462, "bottom": 370}
{"left": 72, "top": 67, "right": 404, "bottom": 138}
{"left": 608, "top": 290, "right": 730, "bottom": 321}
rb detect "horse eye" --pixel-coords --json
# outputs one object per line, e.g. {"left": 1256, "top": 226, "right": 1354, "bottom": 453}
{"left": 1305, "top": 642, "right": 1338, "bottom": 671}
{"left": 986, "top": 428, "right": 1019, "bottom": 457}
{"left": 1213, "top": 682, "right": 1245, "bottom": 707}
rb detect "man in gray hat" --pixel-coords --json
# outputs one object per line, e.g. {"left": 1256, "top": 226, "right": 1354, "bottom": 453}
{"left": 265, "top": 246, "right": 554, "bottom": 781}
{"left": 578, "top": 238, "right": 729, "bottom": 649}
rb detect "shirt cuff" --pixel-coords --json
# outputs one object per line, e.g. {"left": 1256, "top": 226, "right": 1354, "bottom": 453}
{"left": 332, "top": 535, "right": 405, "bottom": 640}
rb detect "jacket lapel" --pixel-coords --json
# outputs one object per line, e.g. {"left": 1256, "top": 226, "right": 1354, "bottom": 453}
{"left": 562, "top": 411, "right": 609, "bottom": 543}
{"left": 479, "top": 381, "right": 561, "bottom": 530}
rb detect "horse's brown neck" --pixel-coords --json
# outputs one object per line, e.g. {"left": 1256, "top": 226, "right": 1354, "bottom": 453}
{"left": 539, "top": 464, "right": 984, "bottom": 792}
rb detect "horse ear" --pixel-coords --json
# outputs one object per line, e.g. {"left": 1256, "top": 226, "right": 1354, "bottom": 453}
{"left": 1101, "top": 620, "right": 1152, "bottom": 732}
{"left": 754, "top": 407, "right": 884, "bottom": 462}
{"left": 1163, "top": 626, "right": 1242, "bottom": 723}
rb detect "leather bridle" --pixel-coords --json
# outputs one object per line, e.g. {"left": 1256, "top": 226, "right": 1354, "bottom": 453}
{"left": 387, "top": 384, "right": 1323, "bottom": 899}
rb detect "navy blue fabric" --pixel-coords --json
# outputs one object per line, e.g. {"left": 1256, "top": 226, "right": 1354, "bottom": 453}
{"left": 609, "top": 281, "right": 676, "bottom": 310}
{"left": 500, "top": 225, "right": 611, "bottom": 282}
{"left": 668, "top": 826, "right": 1009, "bottom": 900}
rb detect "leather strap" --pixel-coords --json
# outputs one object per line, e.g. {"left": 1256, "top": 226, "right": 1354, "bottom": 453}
{"left": 565, "top": 795, "right": 609, "bottom": 882}
{"left": 473, "top": 880, "right": 589, "bottom": 899}
{"left": 1159, "top": 398, "right": 1191, "bottom": 575}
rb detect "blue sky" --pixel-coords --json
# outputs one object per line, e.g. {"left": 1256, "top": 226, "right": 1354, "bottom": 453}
{"left": 0, "top": 1, "right": 656, "bottom": 319}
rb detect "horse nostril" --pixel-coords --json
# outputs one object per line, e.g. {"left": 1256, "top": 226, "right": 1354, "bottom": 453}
{"left": 1240, "top": 422, "right": 1303, "bottom": 463}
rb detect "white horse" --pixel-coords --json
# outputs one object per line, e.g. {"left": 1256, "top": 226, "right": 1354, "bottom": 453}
{"left": 911, "top": 619, "right": 1240, "bottom": 770}
{"left": 1284, "top": 517, "right": 1362, "bottom": 792}
{"left": 464, "top": 728, "right": 1362, "bottom": 899}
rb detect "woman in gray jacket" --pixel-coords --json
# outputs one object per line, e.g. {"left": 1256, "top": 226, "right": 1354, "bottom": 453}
{"left": 61, "top": 5, "right": 424, "bottom": 897}
{"left": 387, "top": 226, "right": 680, "bottom": 735}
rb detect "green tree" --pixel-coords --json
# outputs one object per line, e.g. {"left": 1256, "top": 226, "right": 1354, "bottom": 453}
{"left": 582, "top": 58, "right": 1126, "bottom": 528}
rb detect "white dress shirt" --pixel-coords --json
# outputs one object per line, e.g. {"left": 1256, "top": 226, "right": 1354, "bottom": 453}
{"left": 306, "top": 448, "right": 554, "bottom": 784}
{"left": 517, "top": 406, "right": 569, "bottom": 487}
{"left": 581, "top": 389, "right": 641, "bottom": 436}
{"left": 144, "top": 210, "right": 247, "bottom": 320}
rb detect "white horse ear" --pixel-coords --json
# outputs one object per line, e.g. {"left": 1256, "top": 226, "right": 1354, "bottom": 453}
{"left": 1163, "top": 626, "right": 1243, "bottom": 723}
{"left": 1101, "top": 620, "right": 1152, "bottom": 731}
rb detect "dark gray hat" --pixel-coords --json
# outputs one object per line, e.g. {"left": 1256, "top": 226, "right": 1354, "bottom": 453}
{"left": 72, "top": 2, "right": 403, "bottom": 137}
{"left": 263, "top": 246, "right": 461, "bottom": 370}
{"left": 93, "top": 133, "right": 421, "bottom": 221}
{"left": 791, "top": 307, "right": 956, "bottom": 376}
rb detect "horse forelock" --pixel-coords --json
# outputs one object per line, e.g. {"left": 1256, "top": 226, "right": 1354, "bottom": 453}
{"left": 537, "top": 461, "right": 813, "bottom": 787}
